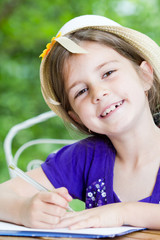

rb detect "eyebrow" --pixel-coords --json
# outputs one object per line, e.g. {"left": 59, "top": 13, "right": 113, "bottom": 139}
{"left": 67, "top": 80, "right": 84, "bottom": 93}
{"left": 67, "top": 60, "right": 119, "bottom": 92}
{"left": 95, "top": 60, "right": 119, "bottom": 71}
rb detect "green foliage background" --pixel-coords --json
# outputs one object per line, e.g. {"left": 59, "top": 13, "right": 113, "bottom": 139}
{"left": 0, "top": 0, "right": 160, "bottom": 184}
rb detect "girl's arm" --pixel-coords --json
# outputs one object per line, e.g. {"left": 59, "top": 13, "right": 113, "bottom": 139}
{"left": 124, "top": 202, "right": 160, "bottom": 229}
{"left": 0, "top": 167, "right": 72, "bottom": 228}
{"left": 55, "top": 201, "right": 160, "bottom": 230}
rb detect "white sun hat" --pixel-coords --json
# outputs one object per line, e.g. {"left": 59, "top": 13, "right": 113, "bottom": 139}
{"left": 40, "top": 15, "right": 160, "bottom": 121}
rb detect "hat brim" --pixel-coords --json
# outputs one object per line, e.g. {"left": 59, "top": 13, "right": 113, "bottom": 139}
{"left": 40, "top": 24, "right": 160, "bottom": 122}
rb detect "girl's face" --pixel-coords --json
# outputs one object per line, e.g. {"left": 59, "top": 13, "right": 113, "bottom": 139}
{"left": 64, "top": 41, "right": 153, "bottom": 137}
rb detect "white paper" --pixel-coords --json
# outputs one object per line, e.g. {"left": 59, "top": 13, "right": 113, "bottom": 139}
{"left": 0, "top": 221, "right": 144, "bottom": 236}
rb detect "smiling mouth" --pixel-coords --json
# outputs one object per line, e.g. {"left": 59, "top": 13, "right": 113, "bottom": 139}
{"left": 100, "top": 100, "right": 124, "bottom": 117}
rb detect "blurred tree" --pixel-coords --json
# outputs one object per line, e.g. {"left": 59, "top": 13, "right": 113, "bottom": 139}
{"left": 0, "top": 0, "right": 160, "bottom": 182}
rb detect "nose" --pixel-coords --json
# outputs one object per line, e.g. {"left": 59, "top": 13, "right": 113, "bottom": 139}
{"left": 91, "top": 85, "right": 109, "bottom": 104}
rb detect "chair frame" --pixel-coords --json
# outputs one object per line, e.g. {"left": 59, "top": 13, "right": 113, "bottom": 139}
{"left": 4, "top": 111, "right": 75, "bottom": 178}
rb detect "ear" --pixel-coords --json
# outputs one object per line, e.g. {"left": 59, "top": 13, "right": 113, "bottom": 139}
{"left": 139, "top": 61, "right": 154, "bottom": 91}
{"left": 68, "top": 110, "right": 83, "bottom": 124}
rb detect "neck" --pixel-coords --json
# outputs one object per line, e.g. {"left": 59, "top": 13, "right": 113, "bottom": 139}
{"left": 109, "top": 114, "right": 160, "bottom": 168}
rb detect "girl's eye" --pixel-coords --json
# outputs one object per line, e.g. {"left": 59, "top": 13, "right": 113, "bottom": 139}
{"left": 75, "top": 88, "right": 88, "bottom": 99}
{"left": 103, "top": 70, "right": 115, "bottom": 78}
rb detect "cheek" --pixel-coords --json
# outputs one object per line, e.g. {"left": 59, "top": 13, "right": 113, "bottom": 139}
{"left": 75, "top": 105, "right": 87, "bottom": 118}
{"left": 125, "top": 82, "right": 146, "bottom": 107}
{"left": 120, "top": 72, "right": 145, "bottom": 95}
{"left": 73, "top": 104, "right": 91, "bottom": 124}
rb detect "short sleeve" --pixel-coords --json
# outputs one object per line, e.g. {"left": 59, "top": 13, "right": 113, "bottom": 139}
{"left": 41, "top": 135, "right": 115, "bottom": 201}
{"left": 41, "top": 139, "right": 90, "bottom": 200}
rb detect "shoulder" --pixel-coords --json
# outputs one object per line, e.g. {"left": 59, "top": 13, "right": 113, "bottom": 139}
{"left": 48, "top": 134, "right": 114, "bottom": 155}
{"left": 45, "top": 134, "right": 115, "bottom": 165}
{"left": 41, "top": 135, "right": 116, "bottom": 196}
{"left": 80, "top": 134, "right": 115, "bottom": 149}
{"left": 78, "top": 134, "right": 115, "bottom": 155}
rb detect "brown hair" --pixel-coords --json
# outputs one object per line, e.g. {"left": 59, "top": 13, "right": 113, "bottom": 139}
{"left": 46, "top": 29, "right": 160, "bottom": 135}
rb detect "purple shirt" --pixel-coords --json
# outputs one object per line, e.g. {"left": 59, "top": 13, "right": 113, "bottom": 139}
{"left": 41, "top": 135, "right": 160, "bottom": 208}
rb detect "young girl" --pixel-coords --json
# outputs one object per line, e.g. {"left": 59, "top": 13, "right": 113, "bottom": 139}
{"left": 1, "top": 14, "right": 160, "bottom": 230}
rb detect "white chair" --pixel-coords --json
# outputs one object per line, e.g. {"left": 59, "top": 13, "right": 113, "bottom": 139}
{"left": 4, "top": 111, "right": 76, "bottom": 178}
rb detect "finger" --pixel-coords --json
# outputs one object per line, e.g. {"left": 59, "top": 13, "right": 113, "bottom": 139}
{"left": 55, "top": 212, "right": 88, "bottom": 228}
{"left": 40, "top": 212, "right": 61, "bottom": 226}
{"left": 61, "top": 209, "right": 90, "bottom": 221}
{"left": 61, "top": 211, "right": 78, "bottom": 219}
{"left": 29, "top": 219, "right": 58, "bottom": 229}
{"left": 55, "top": 187, "right": 73, "bottom": 202}
{"left": 40, "top": 192, "right": 69, "bottom": 209}
{"left": 43, "top": 203, "right": 66, "bottom": 217}
{"left": 70, "top": 216, "right": 100, "bottom": 230}
{"left": 34, "top": 222, "right": 56, "bottom": 229}
{"left": 27, "top": 210, "right": 60, "bottom": 229}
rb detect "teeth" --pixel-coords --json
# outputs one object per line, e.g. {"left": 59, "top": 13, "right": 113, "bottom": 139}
{"left": 101, "top": 101, "right": 123, "bottom": 117}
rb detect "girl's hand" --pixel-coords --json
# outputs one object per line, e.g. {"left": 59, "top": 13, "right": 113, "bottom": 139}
{"left": 56, "top": 203, "right": 125, "bottom": 230}
{"left": 20, "top": 187, "right": 72, "bottom": 229}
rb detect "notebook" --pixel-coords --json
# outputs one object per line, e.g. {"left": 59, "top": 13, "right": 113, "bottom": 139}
{"left": 0, "top": 221, "right": 145, "bottom": 238}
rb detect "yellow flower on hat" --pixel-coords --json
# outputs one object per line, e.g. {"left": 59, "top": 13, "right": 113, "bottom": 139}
{"left": 39, "top": 32, "right": 62, "bottom": 59}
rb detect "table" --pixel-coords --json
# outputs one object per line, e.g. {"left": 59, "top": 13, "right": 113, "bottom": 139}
{"left": 0, "top": 230, "right": 160, "bottom": 240}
